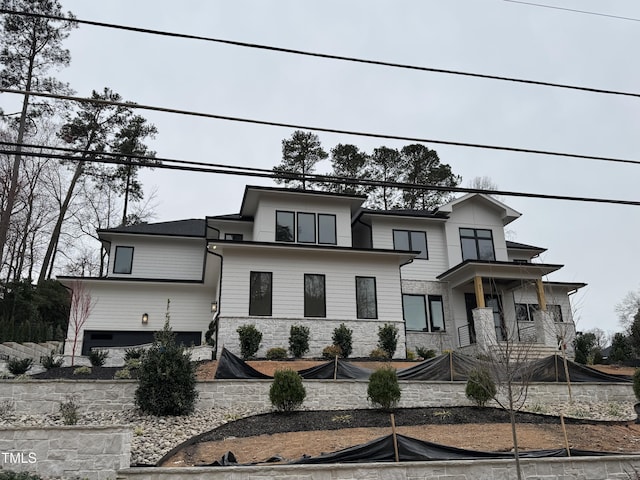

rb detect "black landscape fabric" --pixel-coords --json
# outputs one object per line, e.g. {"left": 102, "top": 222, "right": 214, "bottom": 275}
{"left": 298, "top": 359, "right": 372, "bottom": 379}
{"left": 396, "top": 352, "right": 485, "bottom": 381}
{"left": 213, "top": 348, "right": 272, "bottom": 379}
{"left": 519, "top": 355, "right": 632, "bottom": 383}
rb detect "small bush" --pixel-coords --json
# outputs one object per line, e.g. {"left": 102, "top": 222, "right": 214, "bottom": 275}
{"left": 125, "top": 358, "right": 142, "bottom": 370}
{"left": 289, "top": 325, "right": 310, "bottom": 358}
{"left": 41, "top": 350, "right": 64, "bottom": 370}
{"left": 73, "top": 366, "right": 92, "bottom": 375}
{"left": 332, "top": 323, "right": 353, "bottom": 358}
{"left": 266, "top": 347, "right": 288, "bottom": 360}
{"left": 465, "top": 367, "right": 496, "bottom": 407}
{"left": 236, "top": 324, "right": 262, "bottom": 359}
{"left": 7, "top": 357, "right": 33, "bottom": 375}
{"left": 0, "top": 471, "right": 44, "bottom": 480}
{"left": 633, "top": 368, "right": 640, "bottom": 401}
{"left": 367, "top": 366, "right": 401, "bottom": 410}
{"left": 322, "top": 345, "right": 342, "bottom": 359}
{"left": 416, "top": 346, "right": 437, "bottom": 359}
{"left": 124, "top": 347, "right": 145, "bottom": 361}
{"left": 59, "top": 396, "right": 79, "bottom": 425}
{"left": 406, "top": 349, "right": 416, "bottom": 361}
{"left": 114, "top": 368, "right": 132, "bottom": 379}
{"left": 369, "top": 347, "right": 389, "bottom": 360}
{"left": 89, "top": 349, "right": 109, "bottom": 367}
{"left": 377, "top": 323, "right": 398, "bottom": 358}
{"left": 269, "top": 369, "right": 306, "bottom": 412}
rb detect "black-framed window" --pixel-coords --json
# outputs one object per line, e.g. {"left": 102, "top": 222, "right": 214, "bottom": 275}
{"left": 428, "top": 295, "right": 445, "bottom": 331}
{"left": 304, "top": 274, "right": 326, "bottom": 317}
{"left": 460, "top": 228, "right": 495, "bottom": 261}
{"left": 113, "top": 246, "right": 134, "bottom": 274}
{"left": 276, "top": 211, "right": 295, "bottom": 242}
{"left": 318, "top": 214, "right": 337, "bottom": 245}
{"left": 393, "top": 230, "right": 428, "bottom": 259}
{"left": 402, "top": 294, "right": 427, "bottom": 330}
{"left": 516, "top": 303, "right": 563, "bottom": 323}
{"left": 356, "top": 276, "right": 377, "bottom": 319}
{"left": 249, "top": 271, "right": 272, "bottom": 316}
{"left": 548, "top": 304, "right": 563, "bottom": 323}
{"left": 297, "top": 212, "right": 316, "bottom": 243}
{"left": 225, "top": 233, "right": 243, "bottom": 241}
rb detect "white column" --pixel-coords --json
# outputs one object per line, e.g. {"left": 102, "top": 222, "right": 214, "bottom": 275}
{"left": 533, "top": 309, "right": 557, "bottom": 347}
{"left": 473, "top": 307, "right": 497, "bottom": 350}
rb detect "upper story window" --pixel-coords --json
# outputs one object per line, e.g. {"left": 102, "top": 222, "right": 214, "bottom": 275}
{"left": 225, "top": 233, "right": 243, "bottom": 241}
{"left": 460, "top": 228, "right": 495, "bottom": 261}
{"left": 393, "top": 230, "right": 428, "bottom": 259}
{"left": 113, "top": 246, "right": 134, "bottom": 274}
{"left": 275, "top": 210, "right": 337, "bottom": 245}
{"left": 249, "top": 271, "right": 272, "bottom": 316}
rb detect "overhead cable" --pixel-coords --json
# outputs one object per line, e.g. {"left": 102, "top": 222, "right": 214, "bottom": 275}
{"left": 2, "top": 87, "right": 640, "bottom": 167}
{"left": 2, "top": 9, "right": 640, "bottom": 99}
{"left": 504, "top": 0, "right": 640, "bottom": 22}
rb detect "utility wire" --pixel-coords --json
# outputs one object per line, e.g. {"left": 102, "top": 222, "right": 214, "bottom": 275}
{"left": 2, "top": 87, "right": 640, "bottom": 167}
{"left": 2, "top": 8, "right": 640, "bottom": 99}
{"left": 1, "top": 142, "right": 639, "bottom": 207}
{"left": 504, "top": 0, "right": 640, "bottom": 22}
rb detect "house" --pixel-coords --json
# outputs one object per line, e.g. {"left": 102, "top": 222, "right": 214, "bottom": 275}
{"left": 59, "top": 185, "right": 585, "bottom": 359}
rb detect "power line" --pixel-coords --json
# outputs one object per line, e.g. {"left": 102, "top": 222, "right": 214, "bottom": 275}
{"left": 2, "top": 87, "right": 640, "bottom": 168}
{"left": 2, "top": 8, "right": 640, "bottom": 99}
{"left": 1, "top": 141, "right": 639, "bottom": 207}
{"left": 504, "top": 0, "right": 640, "bottom": 22}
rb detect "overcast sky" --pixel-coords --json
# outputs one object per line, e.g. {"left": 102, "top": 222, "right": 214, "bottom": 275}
{"left": 15, "top": 1, "right": 640, "bottom": 334}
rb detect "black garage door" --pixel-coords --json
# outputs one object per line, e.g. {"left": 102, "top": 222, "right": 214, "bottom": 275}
{"left": 81, "top": 330, "right": 201, "bottom": 355}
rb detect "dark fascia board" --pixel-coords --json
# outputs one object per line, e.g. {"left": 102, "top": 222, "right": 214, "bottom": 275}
{"left": 436, "top": 259, "right": 565, "bottom": 279}
{"left": 206, "top": 214, "right": 254, "bottom": 223}
{"left": 57, "top": 276, "right": 204, "bottom": 285}
{"left": 543, "top": 281, "right": 587, "bottom": 289}
{"left": 506, "top": 240, "right": 547, "bottom": 252}
{"left": 356, "top": 210, "right": 449, "bottom": 224}
{"left": 97, "top": 230, "right": 206, "bottom": 240}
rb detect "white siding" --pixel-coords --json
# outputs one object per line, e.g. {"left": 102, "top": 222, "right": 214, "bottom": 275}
{"left": 209, "top": 222, "right": 253, "bottom": 241}
{"left": 108, "top": 236, "right": 205, "bottom": 281}
{"left": 251, "top": 193, "right": 353, "bottom": 246}
{"left": 370, "top": 217, "right": 448, "bottom": 280}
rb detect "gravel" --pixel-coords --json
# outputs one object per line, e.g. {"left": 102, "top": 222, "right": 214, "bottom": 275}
{"left": 0, "top": 401, "right": 636, "bottom": 466}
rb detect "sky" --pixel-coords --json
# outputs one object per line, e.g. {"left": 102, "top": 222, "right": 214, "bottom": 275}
{"left": 6, "top": 0, "right": 640, "bottom": 334}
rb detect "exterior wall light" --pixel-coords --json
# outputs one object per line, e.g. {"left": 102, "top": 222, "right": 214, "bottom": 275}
{"left": 142, "top": 313, "right": 149, "bottom": 324}
{"left": 211, "top": 302, "right": 218, "bottom": 313}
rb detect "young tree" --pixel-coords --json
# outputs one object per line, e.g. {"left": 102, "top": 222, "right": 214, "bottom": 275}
{"left": 325, "top": 143, "right": 370, "bottom": 196}
{"left": 573, "top": 331, "right": 597, "bottom": 364}
{"left": 610, "top": 332, "right": 633, "bottom": 362}
{"left": 400, "top": 144, "right": 460, "bottom": 209}
{"left": 368, "top": 146, "right": 402, "bottom": 210}
{"left": 0, "top": 0, "right": 76, "bottom": 267}
{"left": 615, "top": 288, "right": 640, "bottom": 331}
{"left": 630, "top": 309, "right": 640, "bottom": 356}
{"left": 66, "top": 280, "right": 95, "bottom": 365}
{"left": 273, "top": 130, "right": 327, "bottom": 189}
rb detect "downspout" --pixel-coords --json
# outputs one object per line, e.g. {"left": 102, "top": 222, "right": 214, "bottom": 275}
{"left": 206, "top": 246, "right": 223, "bottom": 360}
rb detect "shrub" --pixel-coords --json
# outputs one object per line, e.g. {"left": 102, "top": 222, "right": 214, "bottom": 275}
{"left": 73, "top": 366, "right": 92, "bottom": 375}
{"left": 125, "top": 358, "right": 142, "bottom": 370}
{"left": 415, "top": 346, "right": 437, "bottom": 359}
{"left": 7, "top": 357, "right": 33, "bottom": 375}
{"left": 236, "top": 324, "right": 262, "bottom": 359}
{"left": 332, "top": 323, "right": 353, "bottom": 358}
{"left": 59, "top": 396, "right": 79, "bottom": 425}
{"left": 89, "top": 349, "right": 109, "bottom": 367}
{"left": 465, "top": 367, "right": 496, "bottom": 407}
{"left": 269, "top": 369, "right": 306, "bottom": 412}
{"left": 124, "top": 347, "right": 145, "bottom": 361}
{"left": 633, "top": 368, "right": 640, "bottom": 401}
{"left": 369, "top": 347, "right": 389, "bottom": 360}
{"left": 289, "top": 325, "right": 310, "bottom": 358}
{"left": 266, "top": 347, "right": 288, "bottom": 360}
{"left": 367, "top": 366, "right": 401, "bottom": 410}
{"left": 406, "top": 349, "right": 416, "bottom": 361}
{"left": 114, "top": 368, "right": 132, "bottom": 379}
{"left": 204, "top": 320, "right": 217, "bottom": 347}
{"left": 0, "top": 471, "right": 44, "bottom": 480}
{"left": 322, "top": 345, "right": 342, "bottom": 359}
{"left": 41, "top": 350, "right": 64, "bottom": 370}
{"left": 135, "top": 319, "right": 198, "bottom": 416}
{"left": 377, "top": 323, "right": 398, "bottom": 358}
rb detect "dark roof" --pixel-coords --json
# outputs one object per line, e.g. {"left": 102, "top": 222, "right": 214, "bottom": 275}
{"left": 207, "top": 214, "right": 253, "bottom": 222}
{"left": 505, "top": 240, "right": 546, "bottom": 251}
{"left": 98, "top": 219, "right": 206, "bottom": 237}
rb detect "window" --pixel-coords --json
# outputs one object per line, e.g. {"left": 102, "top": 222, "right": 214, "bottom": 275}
{"left": 113, "top": 246, "right": 134, "bottom": 274}
{"left": 548, "top": 304, "right": 563, "bottom": 322}
{"left": 304, "top": 274, "right": 326, "bottom": 317}
{"left": 224, "top": 233, "right": 243, "bottom": 241}
{"left": 276, "top": 211, "right": 295, "bottom": 242}
{"left": 402, "top": 294, "right": 445, "bottom": 332}
{"left": 460, "top": 228, "right": 495, "bottom": 261}
{"left": 297, "top": 212, "right": 316, "bottom": 243}
{"left": 318, "top": 214, "right": 337, "bottom": 245}
{"left": 249, "top": 271, "right": 272, "bottom": 316}
{"left": 393, "top": 230, "right": 428, "bottom": 259}
{"left": 516, "top": 303, "right": 563, "bottom": 323}
{"left": 356, "top": 276, "right": 377, "bottom": 319}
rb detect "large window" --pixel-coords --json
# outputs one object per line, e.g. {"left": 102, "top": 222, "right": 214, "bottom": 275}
{"left": 276, "top": 211, "right": 295, "bottom": 242}
{"left": 356, "top": 276, "right": 377, "bottom": 319}
{"left": 249, "top": 271, "right": 272, "bottom": 316}
{"left": 402, "top": 294, "right": 445, "bottom": 331}
{"left": 516, "top": 303, "right": 563, "bottom": 323}
{"left": 297, "top": 212, "right": 316, "bottom": 243}
{"left": 460, "top": 228, "right": 495, "bottom": 261}
{"left": 304, "top": 274, "right": 326, "bottom": 317}
{"left": 113, "top": 246, "right": 134, "bottom": 274}
{"left": 318, "top": 214, "right": 337, "bottom": 245}
{"left": 393, "top": 230, "right": 428, "bottom": 259}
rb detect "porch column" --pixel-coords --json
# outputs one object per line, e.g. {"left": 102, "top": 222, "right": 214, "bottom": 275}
{"left": 533, "top": 309, "right": 557, "bottom": 347}
{"left": 535, "top": 278, "right": 547, "bottom": 311}
{"left": 474, "top": 276, "right": 485, "bottom": 308}
{"left": 473, "top": 307, "right": 497, "bottom": 351}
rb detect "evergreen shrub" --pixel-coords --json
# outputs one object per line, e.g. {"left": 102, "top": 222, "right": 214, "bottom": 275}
{"left": 41, "top": 350, "right": 63, "bottom": 370}
{"left": 377, "top": 323, "right": 398, "bottom": 358}
{"left": 236, "top": 324, "right": 262, "bottom": 359}
{"left": 289, "top": 325, "right": 310, "bottom": 358}
{"left": 269, "top": 369, "right": 306, "bottom": 412}
{"left": 367, "top": 366, "right": 401, "bottom": 410}
{"left": 332, "top": 323, "right": 353, "bottom": 358}
{"left": 266, "top": 347, "right": 288, "bottom": 360}
{"left": 89, "top": 349, "right": 109, "bottom": 367}
{"left": 322, "top": 345, "right": 342, "bottom": 359}
{"left": 465, "top": 367, "right": 496, "bottom": 407}
{"left": 633, "top": 368, "right": 640, "bottom": 401}
{"left": 7, "top": 357, "right": 32, "bottom": 375}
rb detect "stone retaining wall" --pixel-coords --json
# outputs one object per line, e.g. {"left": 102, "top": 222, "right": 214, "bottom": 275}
{"left": 0, "top": 426, "right": 131, "bottom": 480}
{"left": 120, "top": 455, "right": 640, "bottom": 480}
{"left": 0, "top": 379, "right": 634, "bottom": 414}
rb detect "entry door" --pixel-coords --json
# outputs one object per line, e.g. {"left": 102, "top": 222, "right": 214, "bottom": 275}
{"left": 485, "top": 296, "right": 507, "bottom": 341}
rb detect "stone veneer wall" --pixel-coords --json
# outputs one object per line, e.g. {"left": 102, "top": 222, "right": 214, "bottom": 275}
{"left": 0, "top": 426, "right": 131, "bottom": 480}
{"left": 0, "top": 379, "right": 634, "bottom": 414}
{"left": 121, "top": 456, "right": 640, "bottom": 480}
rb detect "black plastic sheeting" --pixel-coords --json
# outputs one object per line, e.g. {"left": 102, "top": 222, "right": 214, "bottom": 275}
{"left": 214, "top": 348, "right": 631, "bottom": 383}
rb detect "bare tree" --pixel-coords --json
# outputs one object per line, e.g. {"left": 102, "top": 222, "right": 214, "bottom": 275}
{"left": 66, "top": 280, "right": 95, "bottom": 366}
{"left": 615, "top": 288, "right": 640, "bottom": 332}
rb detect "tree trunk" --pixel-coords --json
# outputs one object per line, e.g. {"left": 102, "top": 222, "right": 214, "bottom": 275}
{"left": 508, "top": 381, "right": 523, "bottom": 480}
{"left": 121, "top": 159, "right": 132, "bottom": 225}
